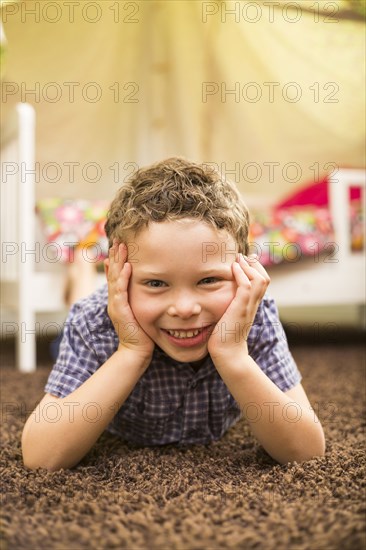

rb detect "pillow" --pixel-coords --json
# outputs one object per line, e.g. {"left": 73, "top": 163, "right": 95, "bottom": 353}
{"left": 36, "top": 198, "right": 109, "bottom": 263}
{"left": 275, "top": 177, "right": 361, "bottom": 209}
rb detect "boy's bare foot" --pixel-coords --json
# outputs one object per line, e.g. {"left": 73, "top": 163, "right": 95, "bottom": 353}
{"left": 64, "top": 247, "right": 97, "bottom": 306}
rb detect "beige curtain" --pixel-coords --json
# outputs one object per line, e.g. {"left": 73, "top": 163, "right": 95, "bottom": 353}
{"left": 2, "top": 0, "right": 365, "bottom": 201}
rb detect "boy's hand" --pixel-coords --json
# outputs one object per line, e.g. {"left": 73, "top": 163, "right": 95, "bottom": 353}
{"left": 207, "top": 254, "right": 270, "bottom": 364}
{"left": 104, "top": 240, "right": 155, "bottom": 359}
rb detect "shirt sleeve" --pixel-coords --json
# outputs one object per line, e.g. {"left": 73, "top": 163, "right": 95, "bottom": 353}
{"left": 247, "top": 294, "right": 302, "bottom": 392}
{"left": 44, "top": 303, "right": 101, "bottom": 398}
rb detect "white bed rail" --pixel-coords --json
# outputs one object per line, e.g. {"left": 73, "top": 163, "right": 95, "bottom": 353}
{"left": 1, "top": 103, "right": 36, "bottom": 372}
{"left": 329, "top": 168, "right": 365, "bottom": 262}
{"left": 1, "top": 103, "right": 105, "bottom": 372}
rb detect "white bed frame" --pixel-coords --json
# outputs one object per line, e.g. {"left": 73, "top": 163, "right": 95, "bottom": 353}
{"left": 266, "top": 170, "right": 365, "bottom": 308}
{"left": 1, "top": 104, "right": 105, "bottom": 372}
{"left": 1, "top": 104, "right": 365, "bottom": 372}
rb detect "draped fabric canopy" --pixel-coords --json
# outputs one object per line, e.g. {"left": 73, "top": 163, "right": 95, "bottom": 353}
{"left": 1, "top": 0, "right": 365, "bottom": 201}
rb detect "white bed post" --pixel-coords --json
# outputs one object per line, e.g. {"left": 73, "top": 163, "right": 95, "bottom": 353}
{"left": 328, "top": 170, "right": 350, "bottom": 264}
{"left": 329, "top": 168, "right": 366, "bottom": 326}
{"left": 16, "top": 103, "right": 36, "bottom": 372}
{"left": 329, "top": 169, "right": 365, "bottom": 258}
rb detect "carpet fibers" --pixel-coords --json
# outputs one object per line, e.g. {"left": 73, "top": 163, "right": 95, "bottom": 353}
{"left": 1, "top": 341, "right": 365, "bottom": 549}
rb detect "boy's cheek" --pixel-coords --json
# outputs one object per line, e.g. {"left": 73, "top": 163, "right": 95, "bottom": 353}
{"left": 221, "top": 280, "right": 237, "bottom": 300}
{"left": 127, "top": 275, "right": 141, "bottom": 299}
{"left": 127, "top": 283, "right": 143, "bottom": 315}
{"left": 210, "top": 284, "right": 236, "bottom": 313}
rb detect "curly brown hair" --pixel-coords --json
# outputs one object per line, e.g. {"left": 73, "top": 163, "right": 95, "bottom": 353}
{"left": 105, "top": 157, "right": 250, "bottom": 254}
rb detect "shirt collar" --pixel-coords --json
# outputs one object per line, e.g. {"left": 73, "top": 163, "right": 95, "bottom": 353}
{"left": 153, "top": 346, "right": 215, "bottom": 379}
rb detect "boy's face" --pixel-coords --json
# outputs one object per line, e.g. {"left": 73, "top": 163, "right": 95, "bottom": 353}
{"left": 127, "top": 219, "right": 238, "bottom": 365}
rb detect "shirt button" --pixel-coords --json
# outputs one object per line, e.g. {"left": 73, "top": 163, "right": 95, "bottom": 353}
{"left": 137, "top": 402, "right": 145, "bottom": 413}
{"left": 190, "top": 380, "right": 198, "bottom": 389}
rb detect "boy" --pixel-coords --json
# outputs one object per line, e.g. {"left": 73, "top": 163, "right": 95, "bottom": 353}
{"left": 22, "top": 158, "right": 325, "bottom": 471}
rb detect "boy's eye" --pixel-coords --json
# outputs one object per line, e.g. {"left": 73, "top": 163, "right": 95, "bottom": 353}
{"left": 146, "top": 280, "right": 166, "bottom": 288}
{"left": 199, "top": 277, "right": 220, "bottom": 285}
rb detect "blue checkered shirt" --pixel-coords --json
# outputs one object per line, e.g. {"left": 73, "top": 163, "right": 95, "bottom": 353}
{"left": 45, "top": 284, "right": 301, "bottom": 446}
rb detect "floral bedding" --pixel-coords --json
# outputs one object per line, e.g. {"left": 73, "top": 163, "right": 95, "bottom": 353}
{"left": 248, "top": 206, "right": 332, "bottom": 266}
{"left": 36, "top": 198, "right": 109, "bottom": 263}
{"left": 37, "top": 198, "right": 364, "bottom": 267}
{"left": 249, "top": 200, "right": 363, "bottom": 266}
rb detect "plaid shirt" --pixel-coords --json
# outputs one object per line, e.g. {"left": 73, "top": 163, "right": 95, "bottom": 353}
{"left": 45, "top": 284, "right": 301, "bottom": 446}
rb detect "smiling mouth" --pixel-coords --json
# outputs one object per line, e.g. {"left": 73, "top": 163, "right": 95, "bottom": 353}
{"left": 166, "top": 328, "right": 201, "bottom": 339}
{"left": 163, "top": 326, "right": 212, "bottom": 340}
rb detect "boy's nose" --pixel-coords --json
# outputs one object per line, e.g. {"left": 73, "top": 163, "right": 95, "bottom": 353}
{"left": 167, "top": 295, "right": 202, "bottom": 319}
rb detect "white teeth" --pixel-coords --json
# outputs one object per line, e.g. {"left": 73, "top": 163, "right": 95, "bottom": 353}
{"left": 167, "top": 329, "right": 201, "bottom": 339}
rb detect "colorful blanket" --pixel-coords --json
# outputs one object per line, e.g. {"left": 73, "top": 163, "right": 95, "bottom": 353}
{"left": 248, "top": 206, "right": 333, "bottom": 266}
{"left": 36, "top": 198, "right": 109, "bottom": 263}
{"left": 37, "top": 197, "right": 363, "bottom": 267}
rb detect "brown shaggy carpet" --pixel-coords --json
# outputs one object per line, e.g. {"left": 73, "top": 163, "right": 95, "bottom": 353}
{"left": 1, "top": 335, "right": 365, "bottom": 550}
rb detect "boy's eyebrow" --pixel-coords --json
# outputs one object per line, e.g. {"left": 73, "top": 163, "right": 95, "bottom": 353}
{"left": 136, "top": 267, "right": 232, "bottom": 277}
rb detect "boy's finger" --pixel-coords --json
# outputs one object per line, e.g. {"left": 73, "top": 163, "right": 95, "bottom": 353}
{"left": 108, "top": 242, "right": 118, "bottom": 274}
{"left": 237, "top": 254, "right": 256, "bottom": 281}
{"left": 237, "top": 255, "right": 269, "bottom": 298}
{"left": 110, "top": 242, "right": 126, "bottom": 262}
{"left": 245, "top": 254, "right": 270, "bottom": 283}
{"left": 108, "top": 239, "right": 118, "bottom": 261}
{"left": 232, "top": 259, "right": 251, "bottom": 289}
{"left": 108, "top": 242, "right": 127, "bottom": 279}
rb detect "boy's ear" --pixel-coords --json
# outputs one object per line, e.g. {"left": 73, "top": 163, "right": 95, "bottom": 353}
{"left": 104, "top": 258, "right": 109, "bottom": 279}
